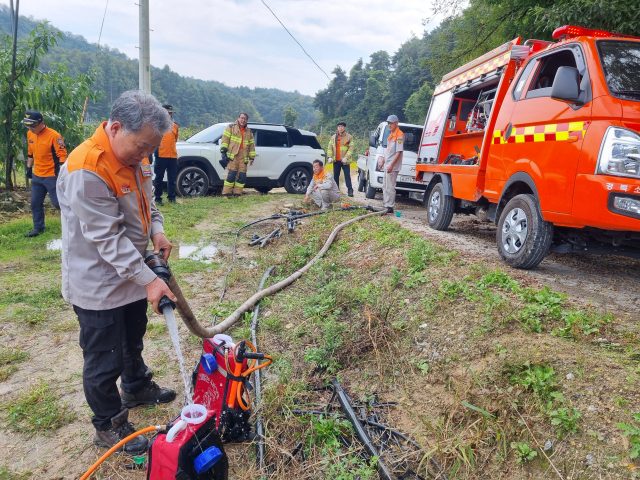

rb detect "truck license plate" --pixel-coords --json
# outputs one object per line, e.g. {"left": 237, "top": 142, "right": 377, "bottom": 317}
{"left": 399, "top": 175, "right": 418, "bottom": 183}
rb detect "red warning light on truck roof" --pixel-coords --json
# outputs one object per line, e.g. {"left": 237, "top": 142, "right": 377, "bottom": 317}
{"left": 552, "top": 25, "right": 640, "bottom": 41}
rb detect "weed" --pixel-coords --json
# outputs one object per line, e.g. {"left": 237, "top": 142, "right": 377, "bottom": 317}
{"left": 304, "top": 319, "right": 345, "bottom": 373}
{"left": 146, "top": 322, "right": 167, "bottom": 339}
{"left": 306, "top": 415, "right": 352, "bottom": 453}
{"left": 389, "top": 267, "right": 402, "bottom": 290}
{"left": 615, "top": 396, "right": 629, "bottom": 408}
{"left": 0, "top": 464, "right": 31, "bottom": 479}
{"left": 324, "top": 455, "right": 377, "bottom": 480}
{"left": 0, "top": 348, "right": 29, "bottom": 366}
{"left": 548, "top": 405, "right": 581, "bottom": 437}
{"left": 2, "top": 381, "right": 76, "bottom": 434}
{"left": 405, "top": 270, "right": 429, "bottom": 287}
{"left": 511, "top": 442, "right": 537, "bottom": 463}
{"left": 616, "top": 413, "right": 640, "bottom": 459}
{"left": 478, "top": 270, "right": 520, "bottom": 292}
{"left": 508, "top": 362, "right": 557, "bottom": 398}
{"left": 494, "top": 343, "right": 508, "bottom": 355}
{"left": 0, "top": 367, "right": 18, "bottom": 382}
{"left": 411, "top": 359, "right": 430, "bottom": 375}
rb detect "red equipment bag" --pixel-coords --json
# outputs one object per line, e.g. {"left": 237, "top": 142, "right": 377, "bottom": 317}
{"left": 147, "top": 410, "right": 228, "bottom": 480}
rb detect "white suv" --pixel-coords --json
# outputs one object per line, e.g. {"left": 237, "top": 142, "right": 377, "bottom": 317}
{"left": 175, "top": 123, "right": 324, "bottom": 196}
{"left": 356, "top": 121, "right": 425, "bottom": 199}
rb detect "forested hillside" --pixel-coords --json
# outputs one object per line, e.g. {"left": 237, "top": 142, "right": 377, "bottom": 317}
{"left": 0, "top": 5, "right": 317, "bottom": 127}
{"left": 313, "top": 0, "right": 640, "bottom": 133}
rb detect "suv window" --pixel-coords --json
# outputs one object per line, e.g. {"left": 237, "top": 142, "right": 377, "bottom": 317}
{"left": 526, "top": 49, "right": 577, "bottom": 99}
{"left": 285, "top": 127, "right": 322, "bottom": 149}
{"left": 597, "top": 40, "right": 640, "bottom": 100}
{"left": 256, "top": 130, "right": 289, "bottom": 147}
{"left": 186, "top": 123, "right": 228, "bottom": 143}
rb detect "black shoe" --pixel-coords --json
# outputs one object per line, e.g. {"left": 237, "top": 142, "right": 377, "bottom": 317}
{"left": 24, "top": 229, "right": 44, "bottom": 238}
{"left": 168, "top": 199, "right": 177, "bottom": 204}
{"left": 93, "top": 408, "right": 148, "bottom": 455}
{"left": 386, "top": 207, "right": 394, "bottom": 213}
{"left": 155, "top": 199, "right": 164, "bottom": 206}
{"left": 121, "top": 381, "right": 176, "bottom": 408}
{"left": 348, "top": 189, "right": 354, "bottom": 197}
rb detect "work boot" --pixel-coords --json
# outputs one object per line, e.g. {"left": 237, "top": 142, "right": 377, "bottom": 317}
{"left": 24, "top": 229, "right": 44, "bottom": 238}
{"left": 93, "top": 408, "right": 148, "bottom": 455}
{"left": 386, "top": 207, "right": 394, "bottom": 213}
{"left": 348, "top": 189, "right": 354, "bottom": 197}
{"left": 155, "top": 199, "right": 164, "bottom": 206}
{"left": 168, "top": 199, "right": 177, "bottom": 204}
{"left": 234, "top": 194, "right": 242, "bottom": 199}
{"left": 121, "top": 381, "right": 176, "bottom": 408}
{"left": 222, "top": 195, "right": 230, "bottom": 200}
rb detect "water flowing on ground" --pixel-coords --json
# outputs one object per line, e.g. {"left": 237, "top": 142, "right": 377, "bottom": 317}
{"left": 163, "top": 306, "right": 193, "bottom": 405}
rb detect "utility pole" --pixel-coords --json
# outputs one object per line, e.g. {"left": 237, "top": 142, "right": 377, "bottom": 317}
{"left": 138, "top": 0, "right": 151, "bottom": 93}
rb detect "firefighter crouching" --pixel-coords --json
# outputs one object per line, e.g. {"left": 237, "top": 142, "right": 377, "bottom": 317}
{"left": 326, "top": 121, "right": 355, "bottom": 197}
{"left": 56, "top": 91, "right": 178, "bottom": 455}
{"left": 220, "top": 112, "right": 255, "bottom": 198}
{"left": 305, "top": 159, "right": 340, "bottom": 210}
{"left": 22, "top": 110, "right": 67, "bottom": 237}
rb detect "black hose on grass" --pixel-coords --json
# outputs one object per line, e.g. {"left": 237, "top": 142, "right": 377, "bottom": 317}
{"left": 251, "top": 266, "right": 276, "bottom": 474}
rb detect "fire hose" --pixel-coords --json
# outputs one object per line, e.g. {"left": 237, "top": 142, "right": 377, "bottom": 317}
{"left": 79, "top": 425, "right": 166, "bottom": 480}
{"left": 168, "top": 209, "right": 386, "bottom": 339}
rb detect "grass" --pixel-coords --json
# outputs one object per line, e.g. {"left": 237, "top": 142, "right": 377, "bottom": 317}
{"left": 0, "top": 192, "right": 638, "bottom": 479}
{"left": 0, "top": 348, "right": 29, "bottom": 382}
{"left": 2, "top": 381, "right": 76, "bottom": 434}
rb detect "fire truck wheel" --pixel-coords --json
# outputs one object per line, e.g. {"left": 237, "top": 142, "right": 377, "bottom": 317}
{"left": 426, "top": 183, "right": 454, "bottom": 230}
{"left": 496, "top": 194, "right": 553, "bottom": 269}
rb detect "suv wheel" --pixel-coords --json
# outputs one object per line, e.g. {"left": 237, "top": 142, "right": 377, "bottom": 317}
{"left": 177, "top": 166, "right": 209, "bottom": 197}
{"left": 496, "top": 194, "right": 553, "bottom": 269}
{"left": 284, "top": 167, "right": 310, "bottom": 194}
{"left": 426, "top": 183, "right": 454, "bottom": 230}
{"left": 255, "top": 187, "right": 272, "bottom": 194}
{"left": 365, "top": 174, "right": 377, "bottom": 199}
{"left": 357, "top": 169, "right": 366, "bottom": 192}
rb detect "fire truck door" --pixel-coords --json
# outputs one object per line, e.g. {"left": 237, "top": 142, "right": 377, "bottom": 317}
{"left": 501, "top": 46, "right": 592, "bottom": 214}
{"left": 418, "top": 90, "right": 454, "bottom": 164}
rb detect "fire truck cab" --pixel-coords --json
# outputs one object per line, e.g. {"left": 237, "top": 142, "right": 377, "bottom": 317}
{"left": 415, "top": 26, "right": 640, "bottom": 268}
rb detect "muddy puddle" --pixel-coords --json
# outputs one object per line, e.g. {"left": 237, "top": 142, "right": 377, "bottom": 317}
{"left": 173, "top": 242, "right": 220, "bottom": 263}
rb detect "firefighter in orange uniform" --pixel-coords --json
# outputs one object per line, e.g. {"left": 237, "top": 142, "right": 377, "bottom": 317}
{"left": 153, "top": 105, "right": 179, "bottom": 206}
{"left": 22, "top": 110, "right": 67, "bottom": 237}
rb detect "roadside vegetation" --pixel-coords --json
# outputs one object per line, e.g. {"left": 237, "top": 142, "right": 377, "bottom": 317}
{"left": 0, "top": 192, "right": 639, "bottom": 479}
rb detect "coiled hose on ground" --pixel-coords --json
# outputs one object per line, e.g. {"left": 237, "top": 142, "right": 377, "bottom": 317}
{"left": 169, "top": 209, "right": 386, "bottom": 339}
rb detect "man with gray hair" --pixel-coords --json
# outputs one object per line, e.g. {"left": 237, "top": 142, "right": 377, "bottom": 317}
{"left": 57, "top": 90, "right": 178, "bottom": 455}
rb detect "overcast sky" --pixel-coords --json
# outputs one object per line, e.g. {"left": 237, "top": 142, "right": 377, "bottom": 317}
{"left": 8, "top": 0, "right": 437, "bottom": 96}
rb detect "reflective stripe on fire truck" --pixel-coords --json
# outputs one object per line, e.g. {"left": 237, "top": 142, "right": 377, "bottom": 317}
{"left": 492, "top": 122, "right": 590, "bottom": 145}
{"left": 434, "top": 52, "right": 512, "bottom": 95}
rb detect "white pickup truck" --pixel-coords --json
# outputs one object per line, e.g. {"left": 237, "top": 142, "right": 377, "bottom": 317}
{"left": 356, "top": 121, "right": 425, "bottom": 199}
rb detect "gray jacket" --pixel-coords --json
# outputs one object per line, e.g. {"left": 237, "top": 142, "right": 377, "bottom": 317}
{"left": 306, "top": 170, "right": 340, "bottom": 197}
{"left": 57, "top": 123, "right": 163, "bottom": 310}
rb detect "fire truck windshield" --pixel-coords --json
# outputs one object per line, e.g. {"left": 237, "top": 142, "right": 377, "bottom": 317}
{"left": 597, "top": 40, "right": 640, "bottom": 100}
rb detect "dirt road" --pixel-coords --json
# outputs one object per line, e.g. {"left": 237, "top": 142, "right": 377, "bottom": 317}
{"left": 342, "top": 172, "right": 640, "bottom": 318}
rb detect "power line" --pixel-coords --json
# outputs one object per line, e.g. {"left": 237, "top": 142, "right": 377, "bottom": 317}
{"left": 259, "top": 0, "right": 331, "bottom": 81}
{"left": 95, "top": 0, "right": 109, "bottom": 57}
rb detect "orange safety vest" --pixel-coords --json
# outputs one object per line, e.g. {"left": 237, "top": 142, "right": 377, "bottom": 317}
{"left": 27, "top": 126, "right": 67, "bottom": 177}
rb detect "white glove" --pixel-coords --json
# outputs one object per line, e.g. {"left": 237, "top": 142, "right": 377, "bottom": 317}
{"left": 327, "top": 157, "right": 334, "bottom": 163}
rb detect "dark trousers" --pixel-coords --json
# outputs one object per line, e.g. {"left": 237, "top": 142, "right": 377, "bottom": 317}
{"left": 31, "top": 174, "right": 59, "bottom": 231}
{"left": 332, "top": 161, "right": 352, "bottom": 190}
{"left": 154, "top": 157, "right": 178, "bottom": 201}
{"left": 74, "top": 298, "right": 152, "bottom": 431}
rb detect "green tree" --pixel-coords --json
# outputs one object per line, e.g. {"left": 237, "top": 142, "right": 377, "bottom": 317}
{"left": 404, "top": 82, "right": 434, "bottom": 124}
{"left": 283, "top": 106, "right": 300, "bottom": 127}
{"left": 1, "top": 23, "right": 59, "bottom": 187}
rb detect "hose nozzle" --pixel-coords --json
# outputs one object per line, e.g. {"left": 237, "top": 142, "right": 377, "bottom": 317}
{"left": 144, "top": 252, "right": 176, "bottom": 311}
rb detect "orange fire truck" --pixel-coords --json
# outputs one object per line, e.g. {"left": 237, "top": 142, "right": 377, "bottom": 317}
{"left": 415, "top": 25, "right": 640, "bottom": 268}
